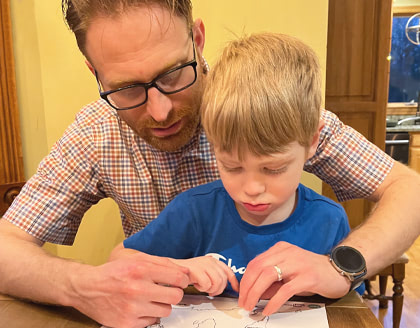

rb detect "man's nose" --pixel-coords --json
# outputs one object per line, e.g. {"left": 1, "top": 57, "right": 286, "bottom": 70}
{"left": 145, "top": 87, "right": 173, "bottom": 122}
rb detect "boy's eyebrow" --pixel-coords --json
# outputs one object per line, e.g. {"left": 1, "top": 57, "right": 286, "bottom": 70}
{"left": 217, "top": 157, "right": 241, "bottom": 165}
{"left": 260, "top": 157, "right": 293, "bottom": 166}
{"left": 217, "top": 153, "right": 295, "bottom": 166}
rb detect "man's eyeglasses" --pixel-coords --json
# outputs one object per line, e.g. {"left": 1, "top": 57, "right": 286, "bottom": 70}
{"left": 95, "top": 34, "right": 197, "bottom": 111}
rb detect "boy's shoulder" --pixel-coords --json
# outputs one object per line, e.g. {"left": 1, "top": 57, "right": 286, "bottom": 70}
{"left": 168, "top": 180, "right": 227, "bottom": 212}
{"left": 299, "top": 184, "right": 345, "bottom": 212}
{"left": 180, "top": 180, "right": 225, "bottom": 198}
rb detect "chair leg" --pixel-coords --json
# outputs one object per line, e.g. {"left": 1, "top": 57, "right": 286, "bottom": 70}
{"left": 364, "top": 279, "right": 373, "bottom": 296}
{"left": 379, "top": 275, "right": 388, "bottom": 308}
{"left": 392, "top": 264, "right": 406, "bottom": 328}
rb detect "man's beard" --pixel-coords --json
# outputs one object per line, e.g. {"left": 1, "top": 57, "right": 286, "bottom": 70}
{"left": 136, "top": 104, "right": 200, "bottom": 152}
{"left": 133, "top": 74, "right": 204, "bottom": 152}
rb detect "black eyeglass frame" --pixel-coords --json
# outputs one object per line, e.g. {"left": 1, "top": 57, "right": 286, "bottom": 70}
{"left": 95, "top": 33, "right": 198, "bottom": 111}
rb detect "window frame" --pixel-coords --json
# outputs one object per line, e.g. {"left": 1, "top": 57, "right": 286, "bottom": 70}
{"left": 387, "top": 5, "right": 420, "bottom": 115}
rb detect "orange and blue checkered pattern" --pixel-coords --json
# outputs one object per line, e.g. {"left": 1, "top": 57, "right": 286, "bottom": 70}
{"left": 3, "top": 100, "right": 393, "bottom": 245}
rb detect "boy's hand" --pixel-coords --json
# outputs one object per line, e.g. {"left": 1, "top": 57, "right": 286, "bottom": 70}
{"left": 238, "top": 241, "right": 350, "bottom": 315}
{"left": 172, "top": 256, "right": 239, "bottom": 296}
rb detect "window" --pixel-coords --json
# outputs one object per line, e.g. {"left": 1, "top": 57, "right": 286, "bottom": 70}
{"left": 389, "top": 6, "right": 420, "bottom": 103}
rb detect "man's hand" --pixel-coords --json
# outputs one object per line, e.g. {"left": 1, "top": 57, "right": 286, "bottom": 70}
{"left": 171, "top": 256, "right": 239, "bottom": 296}
{"left": 69, "top": 251, "right": 190, "bottom": 328}
{"left": 0, "top": 222, "right": 190, "bottom": 328}
{"left": 238, "top": 241, "right": 350, "bottom": 316}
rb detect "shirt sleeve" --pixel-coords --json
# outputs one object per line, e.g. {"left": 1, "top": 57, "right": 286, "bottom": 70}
{"left": 304, "top": 109, "right": 394, "bottom": 201}
{"left": 123, "top": 191, "right": 198, "bottom": 259}
{"left": 2, "top": 119, "right": 105, "bottom": 245}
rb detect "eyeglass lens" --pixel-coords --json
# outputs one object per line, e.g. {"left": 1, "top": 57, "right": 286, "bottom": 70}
{"left": 107, "top": 64, "right": 196, "bottom": 109}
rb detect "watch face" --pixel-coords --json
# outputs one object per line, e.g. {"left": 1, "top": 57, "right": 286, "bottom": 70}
{"left": 332, "top": 246, "right": 366, "bottom": 273}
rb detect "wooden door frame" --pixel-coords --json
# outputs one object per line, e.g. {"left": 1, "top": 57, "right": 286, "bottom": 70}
{"left": 0, "top": 0, "right": 25, "bottom": 215}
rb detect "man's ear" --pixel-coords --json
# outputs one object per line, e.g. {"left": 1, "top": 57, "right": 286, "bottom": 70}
{"left": 307, "top": 118, "right": 325, "bottom": 159}
{"left": 85, "top": 60, "right": 95, "bottom": 75}
{"left": 192, "top": 19, "right": 205, "bottom": 55}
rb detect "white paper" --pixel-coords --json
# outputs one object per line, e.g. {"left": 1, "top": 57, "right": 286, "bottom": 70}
{"left": 148, "top": 295, "right": 329, "bottom": 328}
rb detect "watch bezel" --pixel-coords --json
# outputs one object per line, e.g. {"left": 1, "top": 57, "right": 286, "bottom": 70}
{"left": 330, "top": 246, "right": 366, "bottom": 275}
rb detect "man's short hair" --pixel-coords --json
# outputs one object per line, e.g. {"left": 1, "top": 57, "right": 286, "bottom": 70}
{"left": 62, "top": 0, "right": 193, "bottom": 56}
{"left": 201, "top": 32, "right": 322, "bottom": 158}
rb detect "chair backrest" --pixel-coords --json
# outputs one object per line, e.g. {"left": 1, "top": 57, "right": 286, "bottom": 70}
{"left": 0, "top": 182, "right": 25, "bottom": 217}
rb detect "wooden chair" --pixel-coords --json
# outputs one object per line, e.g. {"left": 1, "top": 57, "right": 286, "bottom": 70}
{"left": 363, "top": 253, "right": 409, "bottom": 328}
{"left": 0, "top": 182, "right": 25, "bottom": 217}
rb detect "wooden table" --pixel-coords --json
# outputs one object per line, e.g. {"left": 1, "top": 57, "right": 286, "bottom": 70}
{"left": 0, "top": 291, "right": 382, "bottom": 327}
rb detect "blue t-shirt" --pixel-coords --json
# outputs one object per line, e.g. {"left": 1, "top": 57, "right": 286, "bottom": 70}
{"left": 124, "top": 180, "right": 361, "bottom": 295}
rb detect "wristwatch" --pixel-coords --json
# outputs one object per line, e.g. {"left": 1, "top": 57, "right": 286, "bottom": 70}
{"left": 329, "top": 245, "right": 367, "bottom": 291}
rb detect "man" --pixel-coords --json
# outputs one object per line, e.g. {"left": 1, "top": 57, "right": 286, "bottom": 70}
{"left": 0, "top": 1, "right": 419, "bottom": 327}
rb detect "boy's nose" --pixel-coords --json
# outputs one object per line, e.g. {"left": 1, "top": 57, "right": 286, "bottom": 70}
{"left": 145, "top": 87, "right": 173, "bottom": 122}
{"left": 243, "top": 178, "right": 266, "bottom": 197}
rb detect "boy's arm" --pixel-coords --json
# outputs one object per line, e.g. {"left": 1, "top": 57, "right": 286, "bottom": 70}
{"left": 110, "top": 242, "right": 239, "bottom": 296}
{"left": 171, "top": 257, "right": 239, "bottom": 296}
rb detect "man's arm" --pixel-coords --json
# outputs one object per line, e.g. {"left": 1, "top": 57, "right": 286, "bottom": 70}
{"left": 0, "top": 220, "right": 190, "bottom": 327}
{"left": 239, "top": 161, "right": 420, "bottom": 314}
{"left": 345, "top": 161, "right": 420, "bottom": 274}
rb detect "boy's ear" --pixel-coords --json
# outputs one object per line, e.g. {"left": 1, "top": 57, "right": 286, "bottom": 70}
{"left": 307, "top": 119, "right": 325, "bottom": 159}
{"left": 85, "top": 60, "right": 95, "bottom": 75}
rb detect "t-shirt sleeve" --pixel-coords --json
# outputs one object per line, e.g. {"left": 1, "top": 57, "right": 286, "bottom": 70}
{"left": 123, "top": 191, "right": 198, "bottom": 259}
{"left": 331, "top": 205, "right": 351, "bottom": 249}
{"left": 304, "top": 109, "right": 394, "bottom": 202}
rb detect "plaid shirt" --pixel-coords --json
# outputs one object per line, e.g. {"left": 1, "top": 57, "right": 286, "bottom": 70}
{"left": 3, "top": 100, "right": 394, "bottom": 245}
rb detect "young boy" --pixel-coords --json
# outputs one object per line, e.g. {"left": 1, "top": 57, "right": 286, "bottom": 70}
{"left": 110, "top": 32, "right": 358, "bottom": 306}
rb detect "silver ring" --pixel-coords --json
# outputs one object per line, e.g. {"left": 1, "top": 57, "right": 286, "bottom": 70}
{"left": 274, "top": 265, "right": 283, "bottom": 281}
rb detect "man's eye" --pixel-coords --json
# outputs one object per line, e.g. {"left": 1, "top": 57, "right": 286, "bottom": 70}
{"left": 158, "top": 69, "right": 182, "bottom": 86}
{"left": 118, "top": 86, "right": 145, "bottom": 99}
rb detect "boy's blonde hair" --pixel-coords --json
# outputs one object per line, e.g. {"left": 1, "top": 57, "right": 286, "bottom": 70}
{"left": 201, "top": 32, "right": 322, "bottom": 158}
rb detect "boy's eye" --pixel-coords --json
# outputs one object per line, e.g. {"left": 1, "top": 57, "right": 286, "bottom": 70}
{"left": 264, "top": 167, "right": 286, "bottom": 175}
{"left": 222, "top": 165, "right": 242, "bottom": 173}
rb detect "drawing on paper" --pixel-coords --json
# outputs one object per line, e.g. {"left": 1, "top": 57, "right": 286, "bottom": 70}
{"left": 148, "top": 294, "right": 329, "bottom": 328}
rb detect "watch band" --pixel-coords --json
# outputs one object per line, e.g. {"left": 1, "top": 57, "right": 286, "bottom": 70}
{"left": 349, "top": 273, "right": 366, "bottom": 291}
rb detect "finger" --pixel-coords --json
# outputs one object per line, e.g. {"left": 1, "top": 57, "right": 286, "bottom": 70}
{"left": 131, "top": 261, "right": 190, "bottom": 289}
{"left": 193, "top": 274, "right": 212, "bottom": 293}
{"left": 260, "top": 281, "right": 283, "bottom": 299}
{"left": 136, "top": 299, "right": 175, "bottom": 319}
{"left": 136, "top": 316, "right": 160, "bottom": 328}
{"left": 133, "top": 252, "right": 190, "bottom": 274}
{"left": 238, "top": 258, "right": 274, "bottom": 306}
{"left": 240, "top": 265, "right": 280, "bottom": 311}
{"left": 238, "top": 267, "right": 262, "bottom": 307}
{"left": 262, "top": 282, "right": 296, "bottom": 316}
{"left": 206, "top": 265, "right": 227, "bottom": 296}
{"left": 238, "top": 243, "right": 292, "bottom": 307}
{"left": 221, "top": 264, "right": 239, "bottom": 292}
{"left": 142, "top": 283, "right": 185, "bottom": 306}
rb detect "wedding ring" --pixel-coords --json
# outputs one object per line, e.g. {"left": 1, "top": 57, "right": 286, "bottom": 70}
{"left": 274, "top": 265, "right": 283, "bottom": 281}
